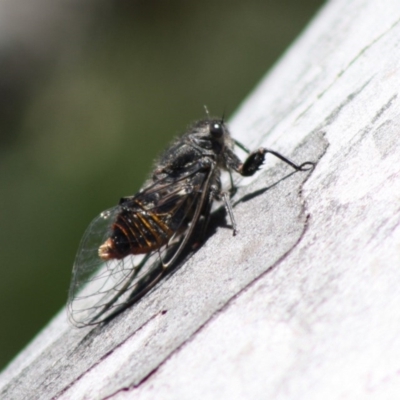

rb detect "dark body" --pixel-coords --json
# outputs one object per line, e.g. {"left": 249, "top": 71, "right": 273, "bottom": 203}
{"left": 99, "top": 119, "right": 248, "bottom": 262}
{"left": 68, "top": 117, "right": 313, "bottom": 327}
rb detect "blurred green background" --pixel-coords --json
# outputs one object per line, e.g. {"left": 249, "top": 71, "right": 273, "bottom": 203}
{"left": 0, "top": 0, "right": 323, "bottom": 371}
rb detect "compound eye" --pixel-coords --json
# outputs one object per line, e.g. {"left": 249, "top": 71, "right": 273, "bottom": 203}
{"left": 210, "top": 122, "right": 224, "bottom": 138}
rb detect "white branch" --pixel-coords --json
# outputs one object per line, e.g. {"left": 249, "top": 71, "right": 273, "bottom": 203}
{"left": 2, "top": 0, "right": 400, "bottom": 398}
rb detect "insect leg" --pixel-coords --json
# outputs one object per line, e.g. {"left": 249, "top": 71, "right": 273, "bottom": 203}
{"left": 240, "top": 148, "right": 314, "bottom": 177}
{"left": 221, "top": 191, "right": 237, "bottom": 235}
{"left": 196, "top": 175, "right": 238, "bottom": 241}
{"left": 193, "top": 190, "right": 214, "bottom": 245}
{"left": 233, "top": 138, "right": 314, "bottom": 175}
{"left": 227, "top": 170, "right": 238, "bottom": 197}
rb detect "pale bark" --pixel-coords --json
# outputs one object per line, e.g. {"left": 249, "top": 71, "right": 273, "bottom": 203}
{"left": 2, "top": 0, "right": 400, "bottom": 399}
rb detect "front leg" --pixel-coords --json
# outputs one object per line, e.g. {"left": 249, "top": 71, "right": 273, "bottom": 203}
{"left": 240, "top": 148, "right": 266, "bottom": 176}
{"left": 240, "top": 148, "right": 314, "bottom": 177}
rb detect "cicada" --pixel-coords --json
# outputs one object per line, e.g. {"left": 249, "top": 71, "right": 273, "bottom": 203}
{"left": 67, "top": 116, "right": 313, "bottom": 327}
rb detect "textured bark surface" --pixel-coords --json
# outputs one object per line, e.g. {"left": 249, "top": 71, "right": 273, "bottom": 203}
{"left": 2, "top": 0, "right": 400, "bottom": 398}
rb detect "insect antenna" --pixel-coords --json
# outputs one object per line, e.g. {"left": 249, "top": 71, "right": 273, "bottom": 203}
{"left": 203, "top": 105, "right": 210, "bottom": 120}
{"left": 221, "top": 108, "right": 226, "bottom": 124}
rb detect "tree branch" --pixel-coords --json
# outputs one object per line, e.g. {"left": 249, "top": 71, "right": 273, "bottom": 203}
{"left": 2, "top": 0, "right": 400, "bottom": 398}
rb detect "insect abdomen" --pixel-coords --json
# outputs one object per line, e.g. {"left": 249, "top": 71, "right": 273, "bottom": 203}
{"left": 98, "top": 206, "right": 173, "bottom": 260}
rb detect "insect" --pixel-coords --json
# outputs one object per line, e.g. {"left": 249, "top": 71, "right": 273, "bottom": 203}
{"left": 67, "top": 114, "right": 314, "bottom": 327}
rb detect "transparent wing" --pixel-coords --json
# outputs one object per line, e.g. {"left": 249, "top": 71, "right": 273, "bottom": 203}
{"left": 67, "top": 167, "right": 212, "bottom": 327}
{"left": 68, "top": 206, "right": 153, "bottom": 326}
